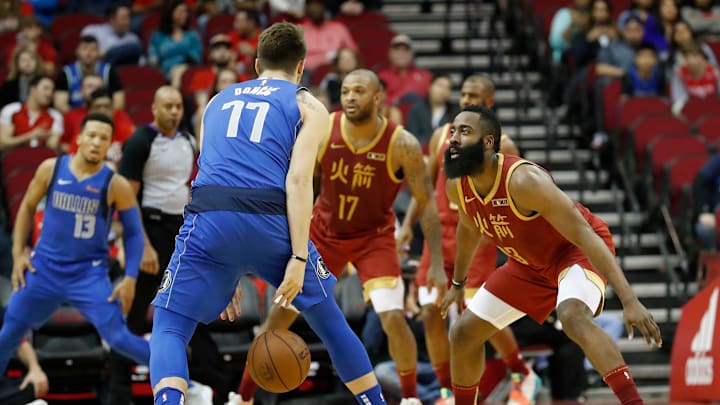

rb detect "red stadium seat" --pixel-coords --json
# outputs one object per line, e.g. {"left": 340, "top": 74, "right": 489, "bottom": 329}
{"left": 310, "top": 63, "right": 332, "bottom": 87}
{"left": 203, "top": 13, "right": 235, "bottom": 45}
{"left": 116, "top": 65, "right": 166, "bottom": 90}
{"left": 50, "top": 14, "right": 103, "bottom": 44}
{"left": 661, "top": 154, "right": 708, "bottom": 216}
{"left": 125, "top": 88, "right": 156, "bottom": 110}
{"left": 358, "top": 43, "right": 389, "bottom": 71}
{"left": 697, "top": 114, "right": 720, "bottom": 145}
{"left": 128, "top": 105, "right": 154, "bottom": 126}
{"left": 601, "top": 79, "right": 621, "bottom": 133}
{"left": 140, "top": 11, "right": 162, "bottom": 49}
{"left": 336, "top": 12, "right": 389, "bottom": 30}
{"left": 57, "top": 34, "right": 82, "bottom": 66}
{"left": 682, "top": 97, "right": 720, "bottom": 124}
{"left": 352, "top": 27, "right": 395, "bottom": 47}
{"left": 618, "top": 97, "right": 671, "bottom": 130}
{"left": 644, "top": 134, "right": 707, "bottom": 204}
{"left": 1, "top": 145, "right": 56, "bottom": 181}
{"left": 629, "top": 115, "right": 690, "bottom": 175}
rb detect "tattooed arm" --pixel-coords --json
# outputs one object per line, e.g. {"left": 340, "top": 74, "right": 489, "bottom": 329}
{"left": 394, "top": 129, "right": 446, "bottom": 302}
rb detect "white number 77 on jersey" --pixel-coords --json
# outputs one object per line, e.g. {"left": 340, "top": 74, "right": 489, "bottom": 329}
{"left": 222, "top": 100, "right": 270, "bottom": 143}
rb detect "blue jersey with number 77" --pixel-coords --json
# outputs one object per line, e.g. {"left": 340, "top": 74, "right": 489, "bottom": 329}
{"left": 193, "top": 78, "right": 303, "bottom": 191}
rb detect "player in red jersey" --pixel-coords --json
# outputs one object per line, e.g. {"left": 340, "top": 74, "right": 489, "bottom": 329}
{"left": 232, "top": 69, "right": 445, "bottom": 405}
{"left": 399, "top": 75, "right": 540, "bottom": 405}
{"left": 439, "top": 105, "right": 662, "bottom": 405}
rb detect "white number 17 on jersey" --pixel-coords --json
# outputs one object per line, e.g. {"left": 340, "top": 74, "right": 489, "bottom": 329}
{"left": 222, "top": 100, "right": 270, "bottom": 143}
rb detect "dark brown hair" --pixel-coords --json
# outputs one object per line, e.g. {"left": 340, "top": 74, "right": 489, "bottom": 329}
{"left": 257, "top": 22, "right": 306, "bottom": 74}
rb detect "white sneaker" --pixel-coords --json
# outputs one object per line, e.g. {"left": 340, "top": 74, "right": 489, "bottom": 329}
{"left": 225, "top": 392, "right": 254, "bottom": 405}
{"left": 24, "top": 401, "right": 48, "bottom": 405}
{"left": 186, "top": 380, "right": 213, "bottom": 405}
{"left": 400, "top": 398, "right": 422, "bottom": 405}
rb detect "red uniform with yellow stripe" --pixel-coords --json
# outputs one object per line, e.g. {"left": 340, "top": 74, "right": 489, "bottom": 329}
{"left": 456, "top": 154, "right": 615, "bottom": 323}
{"left": 311, "top": 112, "right": 404, "bottom": 292}
{"left": 416, "top": 123, "right": 496, "bottom": 299}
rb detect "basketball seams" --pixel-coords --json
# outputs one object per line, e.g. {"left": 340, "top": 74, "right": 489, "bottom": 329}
{"left": 263, "top": 331, "right": 291, "bottom": 391}
{"left": 271, "top": 329, "right": 306, "bottom": 387}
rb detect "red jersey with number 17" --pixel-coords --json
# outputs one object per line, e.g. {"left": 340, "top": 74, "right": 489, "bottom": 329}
{"left": 457, "top": 154, "right": 614, "bottom": 272}
{"left": 313, "top": 112, "right": 404, "bottom": 238}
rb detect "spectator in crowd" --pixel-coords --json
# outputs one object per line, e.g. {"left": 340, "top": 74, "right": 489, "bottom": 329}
{"left": 188, "top": 34, "right": 238, "bottom": 108}
{"left": 60, "top": 73, "right": 104, "bottom": 152}
{"left": 405, "top": 74, "right": 455, "bottom": 149}
{"left": 0, "top": 46, "right": 44, "bottom": 110}
{"left": 268, "top": 0, "right": 304, "bottom": 20}
{"left": 570, "top": 0, "right": 617, "bottom": 72}
{"left": 5, "top": 15, "right": 55, "bottom": 76}
{"left": 0, "top": 75, "right": 62, "bottom": 151}
{"left": 617, "top": 0, "right": 667, "bottom": 54}
{"left": 148, "top": 0, "right": 202, "bottom": 88}
{"left": 668, "top": 19, "right": 719, "bottom": 70}
{"left": 0, "top": 0, "right": 33, "bottom": 35}
{"left": 548, "top": 0, "right": 592, "bottom": 65}
{"left": 693, "top": 153, "right": 720, "bottom": 250}
{"left": 81, "top": 3, "right": 144, "bottom": 66}
{"left": 671, "top": 41, "right": 720, "bottom": 115}
{"left": 193, "top": 66, "right": 238, "bottom": 135}
{"left": 378, "top": 34, "right": 432, "bottom": 106}
{"left": 64, "top": 0, "right": 113, "bottom": 16}
{"left": 54, "top": 35, "right": 125, "bottom": 113}
{"left": 300, "top": 0, "right": 357, "bottom": 75}
{"left": 657, "top": 0, "right": 680, "bottom": 53}
{"left": 114, "top": 86, "right": 224, "bottom": 405}
{"left": 620, "top": 43, "right": 667, "bottom": 101}
{"left": 85, "top": 88, "right": 135, "bottom": 164}
{"left": 227, "top": 8, "right": 262, "bottom": 77}
{"left": 319, "top": 46, "right": 362, "bottom": 108}
{"left": 681, "top": 0, "right": 720, "bottom": 39}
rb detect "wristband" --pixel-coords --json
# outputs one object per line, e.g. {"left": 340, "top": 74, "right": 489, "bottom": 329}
{"left": 291, "top": 254, "right": 308, "bottom": 263}
{"left": 451, "top": 277, "right": 467, "bottom": 288}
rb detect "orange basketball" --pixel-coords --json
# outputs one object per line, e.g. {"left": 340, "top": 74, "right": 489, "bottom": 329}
{"left": 247, "top": 329, "right": 311, "bottom": 393}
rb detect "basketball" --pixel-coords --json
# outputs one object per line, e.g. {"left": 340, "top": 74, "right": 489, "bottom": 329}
{"left": 247, "top": 329, "right": 311, "bottom": 393}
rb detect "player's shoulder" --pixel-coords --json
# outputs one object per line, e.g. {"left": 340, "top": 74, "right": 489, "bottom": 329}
{"left": 296, "top": 88, "right": 328, "bottom": 120}
{"left": 36, "top": 157, "right": 57, "bottom": 176}
{"left": 507, "top": 160, "right": 553, "bottom": 193}
{"left": 392, "top": 128, "right": 422, "bottom": 151}
{"left": 445, "top": 177, "right": 460, "bottom": 203}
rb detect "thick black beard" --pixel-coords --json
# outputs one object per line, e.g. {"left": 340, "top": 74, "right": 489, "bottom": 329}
{"left": 443, "top": 141, "right": 486, "bottom": 179}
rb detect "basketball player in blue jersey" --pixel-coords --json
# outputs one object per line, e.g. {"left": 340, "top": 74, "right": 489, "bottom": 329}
{"left": 149, "top": 22, "right": 387, "bottom": 405}
{"left": 0, "top": 113, "right": 150, "bottom": 375}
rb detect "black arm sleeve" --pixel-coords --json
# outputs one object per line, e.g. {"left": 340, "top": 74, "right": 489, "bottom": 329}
{"left": 118, "top": 127, "right": 153, "bottom": 182}
{"left": 107, "top": 66, "right": 122, "bottom": 95}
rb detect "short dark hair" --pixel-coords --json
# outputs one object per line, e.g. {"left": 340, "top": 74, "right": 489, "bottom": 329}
{"left": 636, "top": 43, "right": 658, "bottom": 56}
{"left": 239, "top": 8, "right": 261, "bottom": 26}
{"left": 89, "top": 87, "right": 112, "bottom": 105}
{"left": 81, "top": 112, "right": 115, "bottom": 133}
{"left": 462, "top": 105, "right": 501, "bottom": 152}
{"left": 160, "top": 0, "right": 190, "bottom": 34}
{"left": 79, "top": 35, "right": 99, "bottom": 45}
{"left": 29, "top": 75, "right": 50, "bottom": 88}
{"left": 257, "top": 22, "right": 306, "bottom": 74}
{"left": 106, "top": 3, "right": 129, "bottom": 18}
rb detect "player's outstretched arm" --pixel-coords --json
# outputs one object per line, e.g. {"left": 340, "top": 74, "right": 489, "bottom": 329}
{"left": 276, "top": 90, "right": 329, "bottom": 308}
{"left": 108, "top": 175, "right": 145, "bottom": 315}
{"left": 396, "top": 130, "right": 446, "bottom": 299}
{"left": 11, "top": 158, "right": 54, "bottom": 290}
{"left": 17, "top": 340, "right": 49, "bottom": 397}
{"left": 508, "top": 164, "right": 662, "bottom": 347}
{"left": 440, "top": 178, "right": 486, "bottom": 318}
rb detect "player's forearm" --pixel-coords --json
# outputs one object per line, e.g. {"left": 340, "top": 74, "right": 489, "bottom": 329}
{"left": 118, "top": 207, "right": 145, "bottom": 279}
{"left": 16, "top": 341, "right": 41, "bottom": 372}
{"left": 286, "top": 178, "right": 312, "bottom": 258}
{"left": 401, "top": 198, "right": 419, "bottom": 231}
{"left": 12, "top": 202, "right": 35, "bottom": 257}
{"left": 580, "top": 232, "right": 638, "bottom": 305}
{"left": 418, "top": 200, "right": 443, "bottom": 266}
{"left": 453, "top": 222, "right": 481, "bottom": 283}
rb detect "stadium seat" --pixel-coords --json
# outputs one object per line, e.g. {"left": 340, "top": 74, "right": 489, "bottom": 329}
{"left": 310, "top": 63, "right": 332, "bottom": 87}
{"left": 614, "top": 98, "right": 671, "bottom": 155}
{"left": 601, "top": 79, "right": 621, "bottom": 134}
{"left": 140, "top": 11, "right": 162, "bottom": 49}
{"left": 660, "top": 154, "right": 708, "bottom": 217}
{"left": 203, "top": 13, "right": 235, "bottom": 46}
{"left": 351, "top": 26, "right": 395, "bottom": 46}
{"left": 127, "top": 104, "right": 154, "bottom": 127}
{"left": 57, "top": 33, "right": 82, "bottom": 66}
{"left": 681, "top": 97, "right": 720, "bottom": 124}
{"left": 50, "top": 14, "right": 103, "bottom": 44}
{"left": 628, "top": 115, "right": 690, "bottom": 177}
{"left": 697, "top": 114, "right": 720, "bottom": 145}
{"left": 643, "top": 134, "right": 707, "bottom": 207}
{"left": 337, "top": 12, "right": 389, "bottom": 30}
{"left": 1, "top": 145, "right": 56, "bottom": 181}
{"left": 358, "top": 43, "right": 390, "bottom": 71}
{"left": 125, "top": 88, "right": 156, "bottom": 110}
{"left": 180, "top": 65, "right": 206, "bottom": 95}
{"left": 116, "top": 65, "right": 166, "bottom": 90}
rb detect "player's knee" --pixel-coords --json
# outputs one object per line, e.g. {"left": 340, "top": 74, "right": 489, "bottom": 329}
{"left": 419, "top": 304, "right": 443, "bottom": 328}
{"left": 557, "top": 299, "right": 594, "bottom": 336}
{"left": 377, "top": 309, "right": 407, "bottom": 335}
{"left": 449, "top": 316, "right": 474, "bottom": 348}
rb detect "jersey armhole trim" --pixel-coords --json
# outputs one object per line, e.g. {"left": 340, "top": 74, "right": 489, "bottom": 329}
{"left": 46, "top": 155, "right": 64, "bottom": 196}
{"left": 456, "top": 177, "right": 467, "bottom": 214}
{"left": 386, "top": 125, "right": 405, "bottom": 184}
{"left": 100, "top": 169, "right": 115, "bottom": 220}
{"left": 505, "top": 160, "right": 540, "bottom": 221}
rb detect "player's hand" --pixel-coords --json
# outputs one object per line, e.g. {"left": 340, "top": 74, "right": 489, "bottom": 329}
{"left": 274, "top": 258, "right": 306, "bottom": 308}
{"left": 108, "top": 276, "right": 137, "bottom": 316}
{"left": 623, "top": 299, "right": 662, "bottom": 348}
{"left": 426, "top": 265, "right": 448, "bottom": 307}
{"left": 140, "top": 243, "right": 160, "bottom": 275}
{"left": 395, "top": 224, "right": 413, "bottom": 258}
{"left": 11, "top": 251, "right": 35, "bottom": 291}
{"left": 220, "top": 282, "right": 244, "bottom": 321}
{"left": 20, "top": 365, "right": 49, "bottom": 397}
{"left": 404, "top": 283, "right": 421, "bottom": 318}
{"left": 440, "top": 286, "right": 463, "bottom": 319}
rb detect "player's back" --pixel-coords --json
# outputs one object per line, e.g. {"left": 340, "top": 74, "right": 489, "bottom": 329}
{"left": 193, "top": 78, "right": 302, "bottom": 191}
{"left": 34, "top": 155, "right": 115, "bottom": 265}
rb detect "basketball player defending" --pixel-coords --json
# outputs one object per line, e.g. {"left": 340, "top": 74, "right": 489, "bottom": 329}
{"left": 0, "top": 113, "right": 150, "bottom": 374}
{"left": 149, "top": 23, "right": 387, "bottom": 405}
{"left": 440, "top": 106, "right": 663, "bottom": 405}
{"left": 233, "top": 69, "right": 445, "bottom": 405}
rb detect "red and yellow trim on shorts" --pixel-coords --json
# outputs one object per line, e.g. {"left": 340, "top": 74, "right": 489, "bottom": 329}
{"left": 557, "top": 266, "right": 606, "bottom": 316}
{"left": 361, "top": 276, "right": 400, "bottom": 302}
